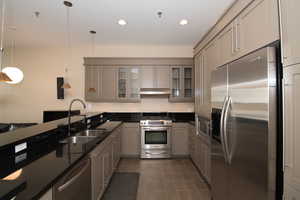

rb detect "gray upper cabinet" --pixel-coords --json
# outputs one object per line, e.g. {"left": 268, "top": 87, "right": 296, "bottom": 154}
{"left": 101, "top": 66, "right": 118, "bottom": 102}
{"left": 85, "top": 66, "right": 117, "bottom": 102}
{"left": 85, "top": 66, "right": 100, "bottom": 102}
{"left": 280, "top": 0, "right": 300, "bottom": 67}
{"left": 169, "top": 66, "right": 194, "bottom": 102}
{"left": 117, "top": 67, "right": 140, "bottom": 102}
{"left": 140, "top": 66, "right": 170, "bottom": 89}
{"left": 156, "top": 67, "right": 170, "bottom": 88}
{"left": 140, "top": 66, "right": 155, "bottom": 88}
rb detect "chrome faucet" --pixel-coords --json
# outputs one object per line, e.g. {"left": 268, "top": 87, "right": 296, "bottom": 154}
{"left": 68, "top": 99, "right": 87, "bottom": 136}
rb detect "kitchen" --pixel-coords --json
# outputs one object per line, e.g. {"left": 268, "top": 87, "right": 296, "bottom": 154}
{"left": 0, "top": 0, "right": 299, "bottom": 200}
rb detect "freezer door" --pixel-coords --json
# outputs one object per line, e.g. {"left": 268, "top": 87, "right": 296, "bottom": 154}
{"left": 211, "top": 66, "right": 229, "bottom": 200}
{"left": 226, "top": 47, "right": 276, "bottom": 200}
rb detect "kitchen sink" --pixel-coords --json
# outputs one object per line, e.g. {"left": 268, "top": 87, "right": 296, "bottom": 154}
{"left": 60, "top": 136, "right": 97, "bottom": 144}
{"left": 76, "top": 129, "right": 107, "bottom": 137}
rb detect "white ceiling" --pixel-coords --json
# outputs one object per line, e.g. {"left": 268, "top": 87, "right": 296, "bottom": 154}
{"left": 3, "top": 0, "right": 235, "bottom": 47}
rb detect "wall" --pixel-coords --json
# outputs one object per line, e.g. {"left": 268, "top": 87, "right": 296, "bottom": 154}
{"left": 0, "top": 44, "right": 194, "bottom": 123}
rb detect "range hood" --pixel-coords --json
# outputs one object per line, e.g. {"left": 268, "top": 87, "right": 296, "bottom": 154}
{"left": 140, "top": 88, "right": 171, "bottom": 96}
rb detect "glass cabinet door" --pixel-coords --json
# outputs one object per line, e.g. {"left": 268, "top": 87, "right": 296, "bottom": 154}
{"left": 184, "top": 67, "right": 193, "bottom": 98}
{"left": 129, "top": 68, "right": 140, "bottom": 99}
{"left": 171, "top": 67, "right": 181, "bottom": 97}
{"left": 118, "top": 68, "right": 127, "bottom": 98}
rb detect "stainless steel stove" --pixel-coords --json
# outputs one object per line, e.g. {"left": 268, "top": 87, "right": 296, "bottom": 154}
{"left": 140, "top": 118, "right": 172, "bottom": 159}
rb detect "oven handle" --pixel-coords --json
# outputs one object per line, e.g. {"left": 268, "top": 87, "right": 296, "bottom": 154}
{"left": 141, "top": 127, "right": 169, "bottom": 131}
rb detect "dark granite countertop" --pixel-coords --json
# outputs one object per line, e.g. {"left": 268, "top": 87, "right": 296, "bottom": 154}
{"left": 0, "top": 121, "right": 122, "bottom": 200}
{"left": 0, "top": 112, "right": 103, "bottom": 149}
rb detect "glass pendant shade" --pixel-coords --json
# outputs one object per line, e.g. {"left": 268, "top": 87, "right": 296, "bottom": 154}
{"left": 0, "top": 71, "right": 12, "bottom": 82}
{"left": 62, "top": 82, "right": 71, "bottom": 89}
{"left": 2, "top": 67, "right": 24, "bottom": 84}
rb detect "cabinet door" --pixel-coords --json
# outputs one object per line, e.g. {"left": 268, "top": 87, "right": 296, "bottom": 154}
{"left": 92, "top": 152, "right": 105, "bottom": 200}
{"left": 283, "top": 65, "right": 300, "bottom": 193}
{"left": 183, "top": 67, "right": 194, "bottom": 99}
{"left": 103, "top": 143, "right": 113, "bottom": 187}
{"left": 217, "top": 23, "right": 234, "bottom": 65}
{"left": 280, "top": 0, "right": 300, "bottom": 67}
{"left": 85, "top": 66, "right": 100, "bottom": 101}
{"left": 194, "top": 53, "right": 202, "bottom": 115}
{"left": 128, "top": 68, "right": 140, "bottom": 100}
{"left": 121, "top": 123, "right": 140, "bottom": 156}
{"left": 238, "top": 0, "right": 279, "bottom": 57}
{"left": 117, "top": 67, "right": 140, "bottom": 102}
{"left": 156, "top": 67, "right": 170, "bottom": 88}
{"left": 170, "top": 67, "right": 182, "bottom": 99}
{"left": 285, "top": 185, "right": 300, "bottom": 200}
{"left": 201, "top": 41, "right": 218, "bottom": 119}
{"left": 100, "top": 66, "right": 117, "bottom": 101}
{"left": 172, "top": 126, "right": 189, "bottom": 156}
{"left": 140, "top": 66, "right": 155, "bottom": 88}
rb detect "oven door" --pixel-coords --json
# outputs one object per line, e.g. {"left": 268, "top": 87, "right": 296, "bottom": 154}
{"left": 141, "top": 127, "right": 171, "bottom": 150}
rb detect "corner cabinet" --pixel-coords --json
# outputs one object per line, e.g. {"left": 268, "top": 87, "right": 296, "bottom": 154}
{"left": 169, "top": 66, "right": 194, "bottom": 102}
{"left": 117, "top": 67, "right": 140, "bottom": 102}
{"left": 280, "top": 0, "right": 300, "bottom": 67}
{"left": 283, "top": 64, "right": 300, "bottom": 199}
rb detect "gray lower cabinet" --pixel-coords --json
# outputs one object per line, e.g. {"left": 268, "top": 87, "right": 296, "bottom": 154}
{"left": 189, "top": 124, "right": 211, "bottom": 183}
{"left": 38, "top": 188, "right": 53, "bottom": 200}
{"left": 172, "top": 123, "right": 189, "bottom": 156}
{"left": 170, "top": 66, "right": 194, "bottom": 102}
{"left": 121, "top": 123, "right": 140, "bottom": 157}
{"left": 90, "top": 127, "right": 122, "bottom": 200}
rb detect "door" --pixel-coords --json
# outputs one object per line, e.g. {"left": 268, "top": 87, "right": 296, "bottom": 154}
{"left": 238, "top": 0, "right": 279, "bottom": 57}
{"left": 217, "top": 23, "right": 235, "bottom": 65}
{"left": 183, "top": 67, "right": 193, "bottom": 99}
{"left": 280, "top": 0, "right": 300, "bottom": 66}
{"left": 100, "top": 66, "right": 117, "bottom": 101}
{"left": 85, "top": 66, "right": 100, "bottom": 101}
{"left": 141, "top": 127, "right": 171, "bottom": 150}
{"left": 283, "top": 64, "right": 300, "bottom": 198}
{"left": 117, "top": 67, "right": 140, "bottom": 102}
{"left": 156, "top": 67, "right": 170, "bottom": 88}
{"left": 170, "top": 67, "right": 182, "bottom": 99}
{"left": 53, "top": 158, "right": 91, "bottom": 200}
{"left": 194, "top": 52, "right": 203, "bottom": 115}
{"left": 140, "top": 66, "right": 155, "bottom": 88}
{"left": 211, "top": 66, "right": 229, "bottom": 200}
{"left": 226, "top": 47, "right": 276, "bottom": 200}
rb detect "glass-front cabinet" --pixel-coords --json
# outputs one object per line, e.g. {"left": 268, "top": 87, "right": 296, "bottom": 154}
{"left": 170, "top": 66, "right": 194, "bottom": 102}
{"left": 117, "top": 67, "right": 140, "bottom": 102}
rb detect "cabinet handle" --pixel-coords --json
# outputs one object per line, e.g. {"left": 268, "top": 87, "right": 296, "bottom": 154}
{"left": 235, "top": 21, "right": 240, "bottom": 52}
{"left": 232, "top": 24, "right": 235, "bottom": 55}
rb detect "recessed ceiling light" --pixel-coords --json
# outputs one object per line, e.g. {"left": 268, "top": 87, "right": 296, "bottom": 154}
{"left": 180, "top": 19, "right": 188, "bottom": 26}
{"left": 118, "top": 19, "right": 127, "bottom": 26}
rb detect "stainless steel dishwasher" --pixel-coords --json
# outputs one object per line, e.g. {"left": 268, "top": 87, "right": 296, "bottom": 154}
{"left": 53, "top": 157, "right": 91, "bottom": 200}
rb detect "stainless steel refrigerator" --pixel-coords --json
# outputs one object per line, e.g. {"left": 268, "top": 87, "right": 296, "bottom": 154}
{"left": 211, "top": 47, "right": 278, "bottom": 200}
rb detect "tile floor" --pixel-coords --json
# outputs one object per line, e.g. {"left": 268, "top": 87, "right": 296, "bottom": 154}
{"left": 116, "top": 158, "right": 211, "bottom": 200}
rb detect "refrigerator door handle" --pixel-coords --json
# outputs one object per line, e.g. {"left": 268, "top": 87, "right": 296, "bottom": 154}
{"left": 224, "top": 96, "right": 232, "bottom": 164}
{"left": 220, "top": 96, "right": 229, "bottom": 163}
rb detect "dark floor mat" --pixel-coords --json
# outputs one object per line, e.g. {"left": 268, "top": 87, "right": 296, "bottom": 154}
{"left": 101, "top": 172, "right": 140, "bottom": 200}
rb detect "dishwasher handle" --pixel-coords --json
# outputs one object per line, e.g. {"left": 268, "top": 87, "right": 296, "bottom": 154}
{"left": 57, "top": 159, "right": 90, "bottom": 192}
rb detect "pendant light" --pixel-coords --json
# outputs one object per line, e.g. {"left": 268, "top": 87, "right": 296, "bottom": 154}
{"left": 88, "top": 30, "right": 96, "bottom": 93}
{"left": 0, "top": 0, "right": 12, "bottom": 82}
{"left": 62, "top": 1, "right": 73, "bottom": 89}
{"left": 3, "top": 27, "right": 24, "bottom": 84}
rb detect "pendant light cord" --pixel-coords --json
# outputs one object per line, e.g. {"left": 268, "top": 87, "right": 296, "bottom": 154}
{"left": 0, "top": 0, "right": 6, "bottom": 71}
{"left": 66, "top": 5, "right": 71, "bottom": 69}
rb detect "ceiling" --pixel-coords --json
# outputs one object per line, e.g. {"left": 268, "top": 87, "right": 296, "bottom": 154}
{"left": 2, "top": 0, "right": 235, "bottom": 47}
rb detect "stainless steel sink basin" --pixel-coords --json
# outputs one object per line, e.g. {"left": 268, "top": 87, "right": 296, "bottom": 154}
{"left": 60, "top": 136, "right": 97, "bottom": 144}
{"left": 76, "top": 129, "right": 106, "bottom": 137}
